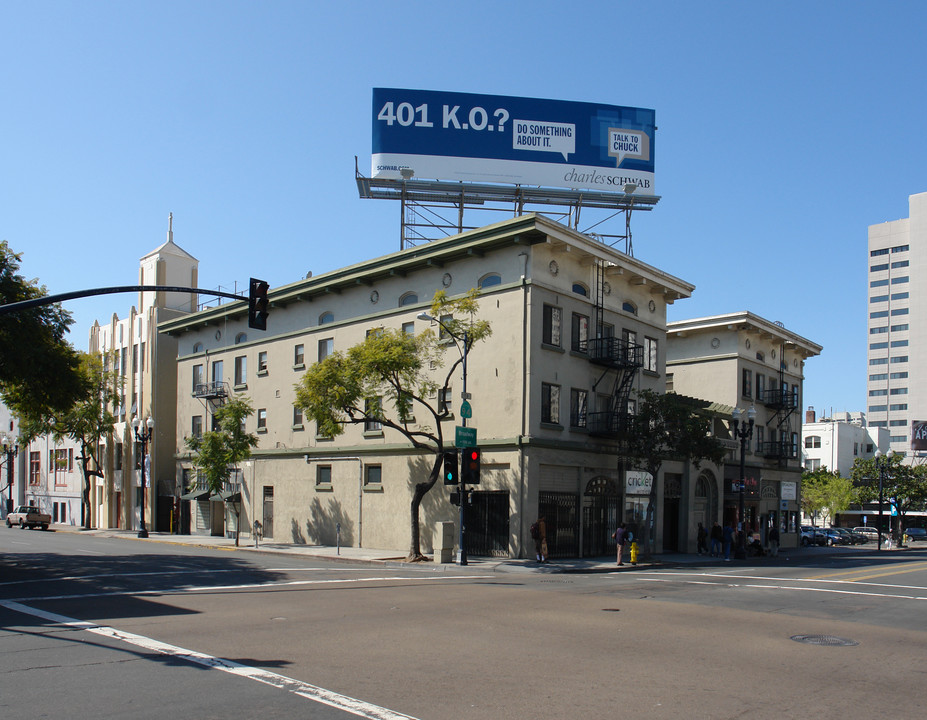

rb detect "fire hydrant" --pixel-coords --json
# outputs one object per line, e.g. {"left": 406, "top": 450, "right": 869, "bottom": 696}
{"left": 630, "top": 540, "right": 639, "bottom": 565}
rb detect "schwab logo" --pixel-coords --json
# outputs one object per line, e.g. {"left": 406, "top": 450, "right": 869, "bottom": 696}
{"left": 563, "top": 168, "right": 652, "bottom": 189}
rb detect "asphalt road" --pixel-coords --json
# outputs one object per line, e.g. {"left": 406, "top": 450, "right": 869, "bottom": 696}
{"left": 3, "top": 527, "right": 927, "bottom": 719}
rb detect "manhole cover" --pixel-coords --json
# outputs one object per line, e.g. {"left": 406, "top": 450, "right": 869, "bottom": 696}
{"left": 790, "top": 634, "right": 858, "bottom": 647}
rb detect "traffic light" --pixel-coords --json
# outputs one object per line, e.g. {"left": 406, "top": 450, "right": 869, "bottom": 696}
{"left": 442, "top": 449, "right": 458, "bottom": 486}
{"left": 248, "top": 278, "right": 269, "bottom": 330}
{"left": 460, "top": 447, "right": 481, "bottom": 485}
{"left": 449, "top": 491, "right": 461, "bottom": 506}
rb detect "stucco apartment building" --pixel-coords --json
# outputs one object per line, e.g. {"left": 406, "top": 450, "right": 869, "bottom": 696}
{"left": 161, "top": 214, "right": 738, "bottom": 558}
{"left": 801, "top": 408, "right": 888, "bottom": 476}
{"left": 666, "top": 313, "right": 822, "bottom": 548}
{"left": 867, "top": 191, "right": 927, "bottom": 456}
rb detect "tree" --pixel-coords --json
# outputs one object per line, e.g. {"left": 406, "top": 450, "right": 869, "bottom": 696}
{"left": 17, "top": 352, "right": 120, "bottom": 529}
{"left": 294, "top": 290, "right": 491, "bottom": 561}
{"left": 185, "top": 395, "right": 258, "bottom": 546}
{"left": 801, "top": 467, "right": 857, "bottom": 526}
{"left": 850, "top": 454, "right": 927, "bottom": 537}
{"left": 621, "top": 389, "right": 727, "bottom": 552}
{"left": 0, "top": 241, "right": 84, "bottom": 416}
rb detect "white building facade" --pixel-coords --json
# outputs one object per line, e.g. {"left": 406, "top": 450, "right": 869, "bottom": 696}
{"left": 867, "top": 191, "right": 927, "bottom": 456}
{"left": 801, "top": 407, "right": 889, "bottom": 476}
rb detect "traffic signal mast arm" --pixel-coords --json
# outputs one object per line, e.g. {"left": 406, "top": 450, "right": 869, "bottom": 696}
{"left": 0, "top": 285, "right": 247, "bottom": 315}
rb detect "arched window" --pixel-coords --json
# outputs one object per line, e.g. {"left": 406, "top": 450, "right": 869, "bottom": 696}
{"left": 399, "top": 292, "right": 418, "bottom": 307}
{"left": 572, "top": 283, "right": 588, "bottom": 296}
{"left": 235, "top": 332, "right": 247, "bottom": 344}
{"left": 479, "top": 273, "right": 502, "bottom": 289}
{"left": 804, "top": 435, "right": 821, "bottom": 449}
{"left": 622, "top": 301, "right": 637, "bottom": 315}
{"left": 193, "top": 342, "right": 204, "bottom": 353}
{"left": 319, "top": 311, "right": 334, "bottom": 324}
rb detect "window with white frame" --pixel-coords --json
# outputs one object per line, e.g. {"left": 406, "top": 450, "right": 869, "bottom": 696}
{"left": 294, "top": 344, "right": 305, "bottom": 367}
{"left": 318, "top": 337, "right": 333, "bottom": 362}
{"left": 644, "top": 336, "right": 658, "bottom": 372}
{"left": 258, "top": 351, "right": 268, "bottom": 373}
{"left": 257, "top": 408, "right": 267, "bottom": 431}
{"left": 365, "top": 464, "right": 382, "bottom": 487}
{"left": 234, "top": 355, "right": 247, "bottom": 387}
{"left": 570, "top": 388, "right": 587, "bottom": 428}
{"left": 293, "top": 406, "right": 304, "bottom": 428}
{"left": 316, "top": 464, "right": 332, "bottom": 489}
{"left": 542, "top": 305, "right": 562, "bottom": 347}
{"left": 365, "top": 397, "right": 382, "bottom": 433}
{"left": 541, "top": 382, "right": 561, "bottom": 424}
{"left": 571, "top": 313, "right": 589, "bottom": 352}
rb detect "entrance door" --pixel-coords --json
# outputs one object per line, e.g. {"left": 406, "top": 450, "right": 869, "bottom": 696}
{"left": 583, "top": 496, "right": 619, "bottom": 557}
{"left": 663, "top": 498, "right": 680, "bottom": 551}
{"left": 262, "top": 486, "right": 274, "bottom": 540}
{"left": 468, "top": 491, "right": 510, "bottom": 557}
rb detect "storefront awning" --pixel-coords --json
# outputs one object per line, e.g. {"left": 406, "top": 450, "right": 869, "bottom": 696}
{"left": 180, "top": 488, "right": 211, "bottom": 501}
{"left": 215, "top": 490, "right": 241, "bottom": 504}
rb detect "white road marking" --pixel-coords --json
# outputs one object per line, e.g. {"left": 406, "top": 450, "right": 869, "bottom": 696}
{"left": 1, "top": 599, "right": 421, "bottom": 720}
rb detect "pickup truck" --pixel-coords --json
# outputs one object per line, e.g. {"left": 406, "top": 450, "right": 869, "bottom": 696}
{"left": 6, "top": 505, "right": 51, "bottom": 530}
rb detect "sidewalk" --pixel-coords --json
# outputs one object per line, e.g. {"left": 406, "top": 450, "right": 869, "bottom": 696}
{"left": 48, "top": 524, "right": 908, "bottom": 574}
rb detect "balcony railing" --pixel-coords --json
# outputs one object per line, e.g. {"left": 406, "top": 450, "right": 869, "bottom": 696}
{"left": 762, "top": 440, "right": 798, "bottom": 461}
{"left": 193, "top": 381, "right": 228, "bottom": 399}
{"left": 580, "top": 337, "right": 644, "bottom": 369}
{"left": 587, "top": 411, "right": 634, "bottom": 437}
{"left": 758, "top": 387, "right": 798, "bottom": 409}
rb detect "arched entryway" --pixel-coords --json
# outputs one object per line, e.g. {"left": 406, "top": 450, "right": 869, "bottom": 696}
{"left": 582, "top": 476, "right": 620, "bottom": 557}
{"left": 695, "top": 470, "right": 719, "bottom": 531}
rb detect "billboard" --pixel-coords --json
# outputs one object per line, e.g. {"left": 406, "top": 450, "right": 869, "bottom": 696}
{"left": 912, "top": 420, "right": 927, "bottom": 451}
{"left": 371, "top": 89, "right": 656, "bottom": 195}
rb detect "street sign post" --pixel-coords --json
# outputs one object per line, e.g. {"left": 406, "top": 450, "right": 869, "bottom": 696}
{"left": 455, "top": 426, "right": 476, "bottom": 448}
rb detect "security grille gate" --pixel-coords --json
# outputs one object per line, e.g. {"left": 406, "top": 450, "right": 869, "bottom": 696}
{"left": 467, "top": 491, "right": 510, "bottom": 558}
{"left": 538, "top": 491, "right": 580, "bottom": 558}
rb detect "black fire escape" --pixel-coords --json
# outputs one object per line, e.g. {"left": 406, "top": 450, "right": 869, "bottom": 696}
{"left": 584, "top": 260, "right": 643, "bottom": 439}
{"left": 757, "top": 342, "right": 799, "bottom": 463}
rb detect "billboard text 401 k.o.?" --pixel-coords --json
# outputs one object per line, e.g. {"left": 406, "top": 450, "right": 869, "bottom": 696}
{"left": 371, "top": 89, "right": 655, "bottom": 195}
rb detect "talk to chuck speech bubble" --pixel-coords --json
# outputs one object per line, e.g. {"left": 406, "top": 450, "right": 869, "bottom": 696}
{"left": 512, "top": 120, "right": 576, "bottom": 161}
{"left": 608, "top": 128, "right": 649, "bottom": 166}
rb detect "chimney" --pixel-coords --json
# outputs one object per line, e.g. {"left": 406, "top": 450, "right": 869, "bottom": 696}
{"left": 805, "top": 406, "right": 816, "bottom": 424}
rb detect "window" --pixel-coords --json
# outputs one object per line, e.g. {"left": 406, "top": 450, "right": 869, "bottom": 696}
{"left": 869, "top": 405, "right": 887, "bottom": 413}
{"left": 542, "top": 305, "right": 562, "bottom": 347}
{"left": 892, "top": 292, "right": 909, "bottom": 300}
{"left": 891, "top": 308, "right": 909, "bottom": 316}
{"left": 870, "top": 358, "right": 888, "bottom": 365}
{"left": 399, "top": 292, "right": 418, "bottom": 307}
{"left": 755, "top": 351, "right": 765, "bottom": 362}
{"left": 644, "top": 337, "right": 658, "bottom": 372}
{"left": 316, "top": 465, "right": 332, "bottom": 489}
{"left": 622, "top": 301, "right": 637, "bottom": 315}
{"left": 570, "top": 388, "right": 587, "bottom": 428}
{"left": 870, "top": 311, "right": 889, "bottom": 319}
{"left": 622, "top": 329, "right": 637, "bottom": 362}
{"left": 891, "top": 276, "right": 909, "bottom": 284}
{"left": 572, "top": 283, "right": 588, "bottom": 296}
{"left": 870, "top": 263, "right": 889, "bottom": 272}
{"left": 438, "top": 387, "right": 452, "bottom": 415}
{"left": 318, "top": 338, "right": 333, "bottom": 362}
{"left": 870, "top": 295, "right": 889, "bottom": 304}
{"left": 319, "top": 311, "right": 334, "bottom": 324}
{"left": 234, "top": 355, "right": 247, "bottom": 387}
{"left": 402, "top": 322, "right": 415, "bottom": 335}
{"left": 294, "top": 344, "right": 305, "bottom": 367}
{"left": 892, "top": 260, "right": 909, "bottom": 268}
{"left": 192, "top": 364, "right": 203, "bottom": 392}
{"left": 193, "top": 342, "right": 204, "bottom": 353}
{"left": 755, "top": 426, "right": 764, "bottom": 454}
{"left": 365, "top": 398, "right": 382, "bottom": 433}
{"left": 257, "top": 408, "right": 267, "bottom": 431}
{"left": 541, "top": 382, "right": 561, "bottom": 425}
{"left": 479, "top": 273, "right": 502, "bottom": 289}
{"left": 890, "top": 420, "right": 908, "bottom": 427}
{"left": 870, "top": 342, "right": 888, "bottom": 350}
{"left": 365, "top": 464, "right": 382, "bottom": 487}
{"left": 29, "top": 451, "right": 41, "bottom": 485}
{"left": 212, "top": 360, "right": 223, "bottom": 383}
{"left": 890, "top": 372, "right": 908, "bottom": 379}
{"left": 235, "top": 332, "right": 247, "bottom": 344}
{"left": 192, "top": 416, "right": 203, "bottom": 438}
{"left": 870, "top": 373, "right": 887, "bottom": 381}
{"left": 890, "top": 403, "right": 908, "bottom": 411}
{"left": 805, "top": 436, "right": 821, "bottom": 449}
{"left": 870, "top": 326, "right": 888, "bottom": 334}
{"left": 258, "top": 351, "right": 268, "bottom": 373}
{"left": 870, "top": 279, "right": 889, "bottom": 287}
{"left": 115, "top": 443, "right": 123, "bottom": 471}
{"left": 366, "top": 327, "right": 384, "bottom": 339}
{"left": 756, "top": 373, "right": 766, "bottom": 401}
{"left": 741, "top": 368, "right": 752, "bottom": 398}
{"left": 293, "top": 406, "right": 304, "bottom": 428}
{"left": 891, "top": 324, "right": 909, "bottom": 332}
{"left": 869, "top": 389, "right": 888, "bottom": 396}
{"left": 571, "top": 313, "right": 589, "bottom": 352}
{"left": 870, "top": 248, "right": 889, "bottom": 257}
{"left": 890, "top": 387, "right": 908, "bottom": 395}
{"left": 892, "top": 244, "right": 909, "bottom": 252}
{"left": 891, "top": 339, "right": 908, "bottom": 347}
{"left": 890, "top": 356, "right": 908, "bottom": 364}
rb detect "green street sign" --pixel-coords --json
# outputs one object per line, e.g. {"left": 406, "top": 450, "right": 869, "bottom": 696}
{"left": 460, "top": 400, "right": 472, "bottom": 419}
{"left": 455, "top": 426, "right": 477, "bottom": 448}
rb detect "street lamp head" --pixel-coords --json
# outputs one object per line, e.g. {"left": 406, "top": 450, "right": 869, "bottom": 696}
{"left": 747, "top": 405, "right": 757, "bottom": 423}
{"left": 146, "top": 416, "right": 154, "bottom": 432}
{"left": 131, "top": 415, "right": 140, "bottom": 433}
{"left": 416, "top": 311, "right": 434, "bottom": 322}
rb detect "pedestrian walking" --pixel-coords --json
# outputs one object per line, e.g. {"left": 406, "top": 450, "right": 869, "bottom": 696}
{"left": 709, "top": 521, "right": 723, "bottom": 557}
{"left": 722, "top": 522, "right": 735, "bottom": 561}
{"left": 613, "top": 522, "right": 628, "bottom": 566}
{"left": 696, "top": 522, "right": 708, "bottom": 555}
{"left": 531, "top": 515, "right": 548, "bottom": 562}
{"left": 767, "top": 525, "right": 780, "bottom": 557}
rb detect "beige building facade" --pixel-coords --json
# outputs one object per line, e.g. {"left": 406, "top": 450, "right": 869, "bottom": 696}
{"left": 667, "top": 313, "right": 822, "bottom": 548}
{"left": 162, "top": 214, "right": 737, "bottom": 557}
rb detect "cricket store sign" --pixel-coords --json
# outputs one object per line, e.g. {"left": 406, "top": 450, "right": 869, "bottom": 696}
{"left": 626, "top": 471, "right": 653, "bottom": 495}
{"left": 371, "top": 88, "right": 656, "bottom": 195}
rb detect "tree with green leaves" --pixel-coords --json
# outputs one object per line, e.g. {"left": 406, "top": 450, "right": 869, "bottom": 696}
{"left": 185, "top": 395, "right": 258, "bottom": 546}
{"left": 17, "top": 351, "right": 120, "bottom": 529}
{"left": 850, "top": 454, "right": 927, "bottom": 538}
{"left": 801, "top": 467, "right": 857, "bottom": 526}
{"left": 294, "top": 290, "right": 491, "bottom": 561}
{"left": 0, "top": 241, "right": 84, "bottom": 417}
{"left": 621, "top": 389, "right": 727, "bottom": 553}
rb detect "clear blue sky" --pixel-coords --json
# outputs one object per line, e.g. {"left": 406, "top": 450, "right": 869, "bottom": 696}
{"left": 3, "top": 0, "right": 925, "bottom": 416}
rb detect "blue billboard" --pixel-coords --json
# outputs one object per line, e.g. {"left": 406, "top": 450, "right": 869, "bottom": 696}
{"left": 371, "top": 88, "right": 655, "bottom": 195}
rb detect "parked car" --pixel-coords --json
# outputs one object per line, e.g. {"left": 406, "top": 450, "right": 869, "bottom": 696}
{"left": 853, "top": 526, "right": 881, "bottom": 542}
{"left": 6, "top": 505, "right": 51, "bottom": 530}
{"left": 903, "top": 528, "right": 927, "bottom": 542}
{"left": 830, "top": 528, "right": 865, "bottom": 545}
{"left": 820, "top": 528, "right": 848, "bottom": 546}
{"left": 801, "top": 526, "right": 828, "bottom": 546}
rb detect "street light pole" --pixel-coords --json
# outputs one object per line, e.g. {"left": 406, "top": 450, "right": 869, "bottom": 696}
{"left": 132, "top": 416, "right": 154, "bottom": 538}
{"left": 418, "top": 311, "right": 469, "bottom": 566}
{"left": 730, "top": 406, "right": 756, "bottom": 560}
{"left": 1, "top": 435, "right": 18, "bottom": 518}
{"left": 874, "top": 450, "right": 888, "bottom": 551}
